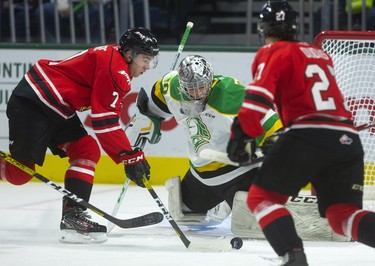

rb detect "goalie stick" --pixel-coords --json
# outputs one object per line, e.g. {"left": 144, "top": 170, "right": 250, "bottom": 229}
{"left": 0, "top": 150, "right": 163, "bottom": 229}
{"left": 107, "top": 138, "right": 147, "bottom": 234}
{"left": 170, "top": 21, "right": 194, "bottom": 70}
{"left": 107, "top": 114, "right": 140, "bottom": 234}
{"left": 199, "top": 148, "right": 264, "bottom": 167}
{"left": 142, "top": 176, "right": 239, "bottom": 252}
{"left": 107, "top": 178, "right": 131, "bottom": 234}
{"left": 199, "top": 121, "right": 375, "bottom": 166}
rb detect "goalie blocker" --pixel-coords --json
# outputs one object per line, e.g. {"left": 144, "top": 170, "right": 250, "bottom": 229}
{"left": 231, "top": 191, "right": 350, "bottom": 242}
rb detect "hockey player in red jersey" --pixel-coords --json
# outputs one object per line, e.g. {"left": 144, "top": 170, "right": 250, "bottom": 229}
{"left": 0, "top": 27, "right": 159, "bottom": 243}
{"left": 227, "top": 1, "right": 375, "bottom": 265}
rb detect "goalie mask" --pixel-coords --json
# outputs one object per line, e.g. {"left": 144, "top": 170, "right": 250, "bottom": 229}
{"left": 258, "top": 0, "right": 298, "bottom": 45}
{"left": 177, "top": 55, "right": 213, "bottom": 117}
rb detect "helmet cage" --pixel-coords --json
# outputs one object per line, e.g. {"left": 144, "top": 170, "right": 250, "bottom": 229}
{"left": 177, "top": 55, "right": 213, "bottom": 101}
{"left": 179, "top": 79, "right": 212, "bottom": 101}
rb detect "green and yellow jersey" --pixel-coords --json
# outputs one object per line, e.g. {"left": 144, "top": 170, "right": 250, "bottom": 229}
{"left": 147, "top": 71, "right": 282, "bottom": 185}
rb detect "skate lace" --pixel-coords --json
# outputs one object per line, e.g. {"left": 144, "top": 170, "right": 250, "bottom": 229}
{"left": 76, "top": 210, "right": 98, "bottom": 226}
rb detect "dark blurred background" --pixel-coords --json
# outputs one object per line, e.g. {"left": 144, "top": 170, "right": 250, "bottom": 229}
{"left": 1, "top": 0, "right": 375, "bottom": 47}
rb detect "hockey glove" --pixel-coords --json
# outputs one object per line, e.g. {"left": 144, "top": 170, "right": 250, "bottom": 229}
{"left": 120, "top": 148, "right": 150, "bottom": 188}
{"left": 227, "top": 117, "right": 256, "bottom": 166}
{"left": 261, "top": 134, "right": 279, "bottom": 156}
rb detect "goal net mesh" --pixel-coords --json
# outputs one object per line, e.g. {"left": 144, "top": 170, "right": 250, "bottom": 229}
{"left": 314, "top": 31, "right": 375, "bottom": 200}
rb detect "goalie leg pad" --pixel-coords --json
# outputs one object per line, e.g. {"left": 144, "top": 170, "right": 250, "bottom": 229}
{"left": 165, "top": 176, "right": 184, "bottom": 221}
{"left": 231, "top": 192, "right": 351, "bottom": 241}
{"left": 165, "top": 176, "right": 210, "bottom": 226}
{"left": 286, "top": 196, "right": 351, "bottom": 242}
{"left": 231, "top": 191, "right": 265, "bottom": 238}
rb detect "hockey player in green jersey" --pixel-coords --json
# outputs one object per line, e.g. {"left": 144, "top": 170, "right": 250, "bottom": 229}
{"left": 126, "top": 54, "right": 282, "bottom": 228}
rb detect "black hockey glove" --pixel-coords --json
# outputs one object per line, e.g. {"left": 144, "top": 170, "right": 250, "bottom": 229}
{"left": 227, "top": 117, "right": 256, "bottom": 166}
{"left": 260, "top": 128, "right": 283, "bottom": 156}
{"left": 119, "top": 148, "right": 150, "bottom": 188}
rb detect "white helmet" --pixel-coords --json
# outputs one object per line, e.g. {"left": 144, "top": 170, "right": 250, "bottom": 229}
{"left": 177, "top": 55, "right": 213, "bottom": 116}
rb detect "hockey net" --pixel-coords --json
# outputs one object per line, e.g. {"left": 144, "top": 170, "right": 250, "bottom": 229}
{"left": 314, "top": 31, "right": 375, "bottom": 200}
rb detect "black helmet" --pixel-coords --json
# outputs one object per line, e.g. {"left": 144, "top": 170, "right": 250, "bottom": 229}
{"left": 119, "top": 27, "right": 159, "bottom": 57}
{"left": 258, "top": 0, "right": 298, "bottom": 43}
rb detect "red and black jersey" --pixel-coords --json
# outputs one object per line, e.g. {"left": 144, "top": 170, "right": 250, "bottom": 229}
{"left": 16, "top": 44, "right": 133, "bottom": 163}
{"left": 238, "top": 41, "right": 355, "bottom": 138}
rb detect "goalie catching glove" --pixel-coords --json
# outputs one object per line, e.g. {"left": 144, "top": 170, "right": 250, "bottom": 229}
{"left": 120, "top": 148, "right": 150, "bottom": 187}
{"left": 227, "top": 117, "right": 257, "bottom": 166}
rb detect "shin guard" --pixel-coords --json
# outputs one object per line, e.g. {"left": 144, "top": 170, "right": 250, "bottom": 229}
{"left": 59, "top": 136, "right": 100, "bottom": 208}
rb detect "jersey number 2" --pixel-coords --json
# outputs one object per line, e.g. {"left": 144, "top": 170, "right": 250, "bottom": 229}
{"left": 306, "top": 64, "right": 336, "bottom": 111}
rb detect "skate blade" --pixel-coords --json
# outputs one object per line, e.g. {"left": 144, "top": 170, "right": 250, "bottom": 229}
{"left": 59, "top": 229, "right": 107, "bottom": 244}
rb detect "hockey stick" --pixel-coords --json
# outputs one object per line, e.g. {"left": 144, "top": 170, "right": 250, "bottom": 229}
{"left": 107, "top": 178, "right": 131, "bottom": 233}
{"left": 199, "top": 148, "right": 264, "bottom": 167}
{"left": 0, "top": 150, "right": 163, "bottom": 229}
{"left": 107, "top": 22, "right": 194, "bottom": 234}
{"left": 142, "top": 176, "right": 242, "bottom": 252}
{"left": 170, "top": 21, "right": 194, "bottom": 70}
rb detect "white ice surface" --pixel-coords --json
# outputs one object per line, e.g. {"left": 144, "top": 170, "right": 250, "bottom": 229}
{"left": 1, "top": 182, "right": 375, "bottom": 266}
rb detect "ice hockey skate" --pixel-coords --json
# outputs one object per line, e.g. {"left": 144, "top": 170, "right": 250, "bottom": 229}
{"left": 60, "top": 205, "right": 107, "bottom": 244}
{"left": 279, "top": 250, "right": 308, "bottom": 266}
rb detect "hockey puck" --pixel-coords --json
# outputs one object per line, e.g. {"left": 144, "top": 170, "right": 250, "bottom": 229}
{"left": 230, "top": 237, "right": 243, "bottom": 250}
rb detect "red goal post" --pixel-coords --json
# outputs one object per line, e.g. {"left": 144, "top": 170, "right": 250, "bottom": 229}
{"left": 314, "top": 31, "right": 375, "bottom": 200}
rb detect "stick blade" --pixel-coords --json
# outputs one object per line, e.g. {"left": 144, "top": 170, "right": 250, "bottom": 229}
{"left": 187, "top": 239, "right": 233, "bottom": 252}
{"left": 115, "top": 212, "right": 164, "bottom": 229}
{"left": 107, "top": 222, "right": 116, "bottom": 235}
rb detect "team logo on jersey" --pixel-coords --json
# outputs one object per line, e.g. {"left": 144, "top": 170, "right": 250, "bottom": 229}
{"left": 339, "top": 134, "right": 353, "bottom": 145}
{"left": 186, "top": 116, "right": 211, "bottom": 152}
{"left": 118, "top": 70, "right": 131, "bottom": 85}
